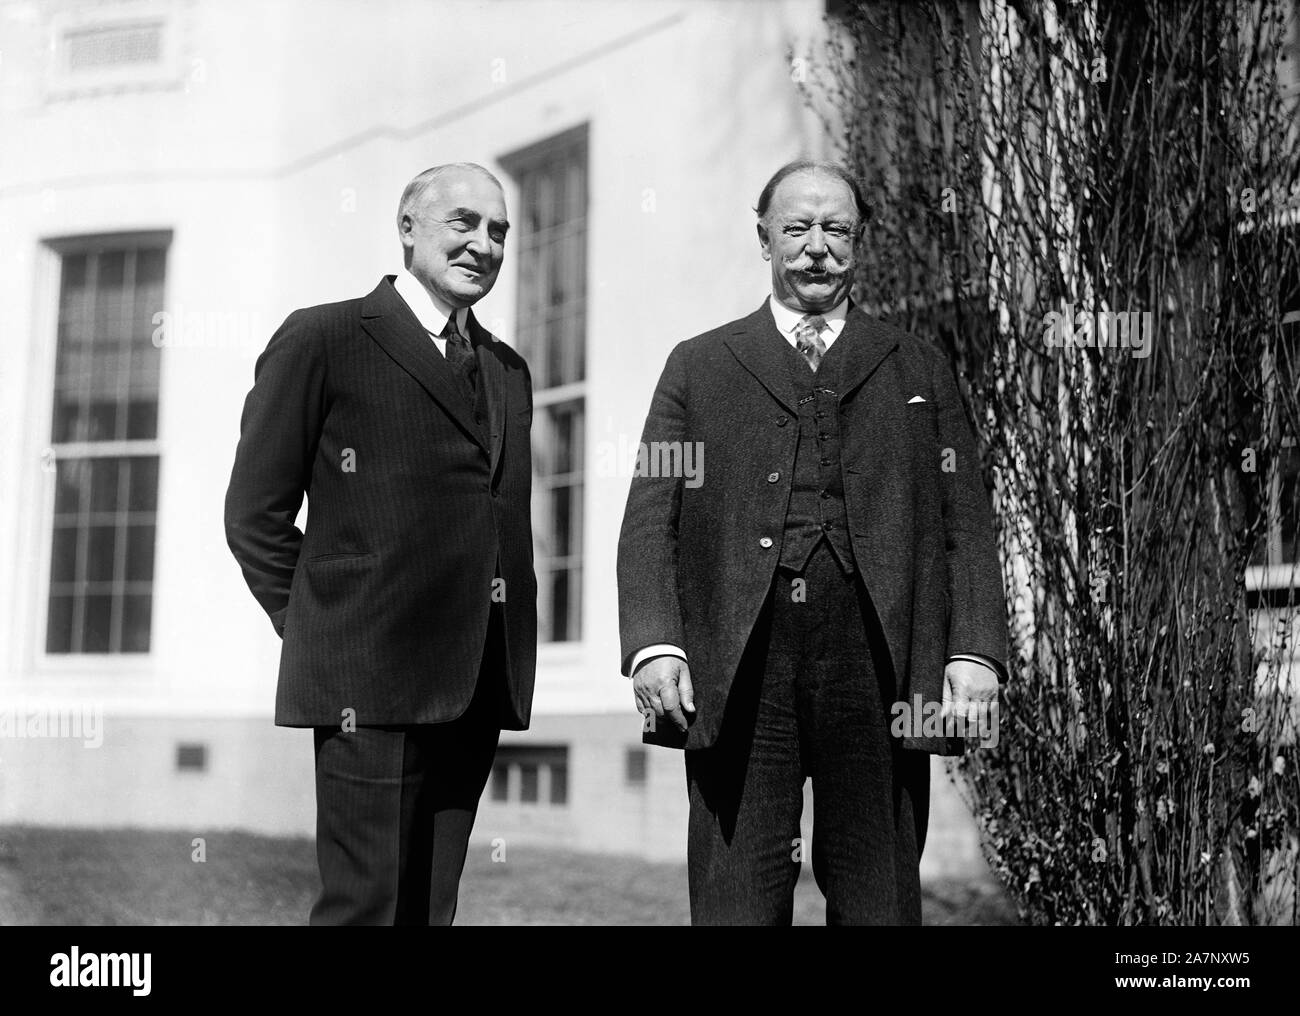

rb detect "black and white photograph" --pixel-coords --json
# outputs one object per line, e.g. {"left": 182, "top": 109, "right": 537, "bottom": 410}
{"left": 0, "top": 0, "right": 1296, "bottom": 985}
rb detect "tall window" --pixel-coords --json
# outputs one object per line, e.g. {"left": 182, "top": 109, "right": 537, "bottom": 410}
{"left": 45, "top": 234, "right": 168, "bottom": 654}
{"left": 503, "top": 126, "right": 588, "bottom": 642}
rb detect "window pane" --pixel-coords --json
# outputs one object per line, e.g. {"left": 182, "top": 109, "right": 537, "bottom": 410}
{"left": 124, "top": 523, "right": 156, "bottom": 582}
{"left": 81, "top": 594, "right": 114, "bottom": 653}
{"left": 549, "top": 568, "right": 571, "bottom": 642}
{"left": 490, "top": 764, "right": 509, "bottom": 803}
{"left": 549, "top": 763, "right": 568, "bottom": 805}
{"left": 549, "top": 488, "right": 570, "bottom": 557}
{"left": 46, "top": 595, "right": 75, "bottom": 654}
{"left": 120, "top": 594, "right": 152, "bottom": 653}
{"left": 126, "top": 456, "right": 159, "bottom": 512}
{"left": 126, "top": 398, "right": 158, "bottom": 441}
{"left": 50, "top": 525, "right": 79, "bottom": 584}
{"left": 519, "top": 763, "right": 539, "bottom": 803}
{"left": 89, "top": 458, "right": 121, "bottom": 512}
{"left": 85, "top": 524, "right": 118, "bottom": 582}
{"left": 93, "top": 251, "right": 126, "bottom": 339}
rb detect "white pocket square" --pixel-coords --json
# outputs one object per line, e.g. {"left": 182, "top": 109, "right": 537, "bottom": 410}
{"left": 907, "top": 395, "right": 927, "bottom": 404}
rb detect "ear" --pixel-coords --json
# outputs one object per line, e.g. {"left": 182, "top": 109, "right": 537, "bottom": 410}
{"left": 757, "top": 220, "right": 772, "bottom": 262}
{"left": 399, "top": 213, "right": 415, "bottom": 249}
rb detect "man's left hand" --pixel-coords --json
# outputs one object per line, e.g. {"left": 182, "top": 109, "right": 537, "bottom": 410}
{"left": 941, "top": 658, "right": 999, "bottom": 739}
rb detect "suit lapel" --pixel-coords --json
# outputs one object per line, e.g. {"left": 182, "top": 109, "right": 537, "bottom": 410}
{"left": 359, "top": 277, "right": 489, "bottom": 453}
{"left": 467, "top": 308, "right": 506, "bottom": 478}
{"left": 834, "top": 303, "right": 899, "bottom": 401}
{"left": 722, "top": 303, "right": 800, "bottom": 416}
{"left": 722, "top": 300, "right": 900, "bottom": 412}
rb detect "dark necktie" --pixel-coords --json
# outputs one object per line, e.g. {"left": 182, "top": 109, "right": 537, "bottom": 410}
{"left": 794, "top": 314, "right": 828, "bottom": 372}
{"left": 441, "top": 314, "right": 478, "bottom": 402}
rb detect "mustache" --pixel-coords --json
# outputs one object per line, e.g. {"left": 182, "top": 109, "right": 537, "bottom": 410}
{"left": 783, "top": 257, "right": 848, "bottom": 277}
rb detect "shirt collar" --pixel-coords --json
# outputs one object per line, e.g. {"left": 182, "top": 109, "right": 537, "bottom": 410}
{"left": 393, "top": 270, "right": 470, "bottom": 338}
{"left": 767, "top": 293, "right": 849, "bottom": 343}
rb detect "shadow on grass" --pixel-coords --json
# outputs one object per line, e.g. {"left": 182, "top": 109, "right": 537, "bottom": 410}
{"left": 0, "top": 826, "right": 1017, "bottom": 926}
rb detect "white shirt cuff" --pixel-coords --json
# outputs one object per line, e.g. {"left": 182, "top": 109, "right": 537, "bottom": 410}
{"left": 629, "top": 644, "right": 687, "bottom": 676}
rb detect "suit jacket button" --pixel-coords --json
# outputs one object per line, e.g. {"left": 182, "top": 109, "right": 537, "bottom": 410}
{"left": 767, "top": 472, "right": 780, "bottom": 483}
{"left": 759, "top": 537, "right": 773, "bottom": 548}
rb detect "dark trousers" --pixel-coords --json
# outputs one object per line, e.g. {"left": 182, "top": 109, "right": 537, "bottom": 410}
{"left": 309, "top": 623, "right": 507, "bottom": 926}
{"left": 686, "top": 540, "right": 930, "bottom": 925}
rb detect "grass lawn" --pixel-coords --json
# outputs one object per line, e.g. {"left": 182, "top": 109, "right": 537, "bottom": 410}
{"left": 0, "top": 826, "right": 1017, "bottom": 926}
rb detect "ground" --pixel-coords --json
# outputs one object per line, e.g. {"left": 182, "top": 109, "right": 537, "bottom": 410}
{"left": 0, "top": 827, "right": 1017, "bottom": 925}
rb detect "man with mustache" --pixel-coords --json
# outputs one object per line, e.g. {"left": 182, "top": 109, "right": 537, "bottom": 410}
{"left": 225, "top": 163, "right": 536, "bottom": 925}
{"left": 617, "top": 161, "right": 1007, "bottom": 924}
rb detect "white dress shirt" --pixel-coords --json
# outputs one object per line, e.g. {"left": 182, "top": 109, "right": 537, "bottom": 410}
{"left": 766, "top": 293, "right": 849, "bottom": 350}
{"left": 393, "top": 269, "right": 470, "bottom": 353}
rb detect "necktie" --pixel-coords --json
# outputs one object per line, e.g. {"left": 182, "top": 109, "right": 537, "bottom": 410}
{"left": 441, "top": 314, "right": 478, "bottom": 402}
{"left": 794, "top": 314, "right": 827, "bottom": 372}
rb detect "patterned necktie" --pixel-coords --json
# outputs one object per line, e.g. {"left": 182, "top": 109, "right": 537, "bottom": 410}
{"left": 794, "top": 314, "right": 828, "bottom": 372}
{"left": 441, "top": 314, "right": 478, "bottom": 401}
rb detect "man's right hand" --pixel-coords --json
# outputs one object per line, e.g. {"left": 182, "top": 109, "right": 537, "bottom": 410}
{"left": 633, "top": 656, "right": 695, "bottom": 733}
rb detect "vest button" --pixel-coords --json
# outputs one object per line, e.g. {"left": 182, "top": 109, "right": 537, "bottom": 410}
{"left": 821, "top": 490, "right": 830, "bottom": 498}
{"left": 776, "top": 416, "right": 788, "bottom": 426}
{"left": 759, "top": 537, "right": 773, "bottom": 548}
{"left": 767, "top": 472, "right": 780, "bottom": 483}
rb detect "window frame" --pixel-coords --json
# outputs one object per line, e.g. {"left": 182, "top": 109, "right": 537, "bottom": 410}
{"left": 33, "top": 231, "right": 171, "bottom": 669}
{"left": 501, "top": 124, "right": 590, "bottom": 645}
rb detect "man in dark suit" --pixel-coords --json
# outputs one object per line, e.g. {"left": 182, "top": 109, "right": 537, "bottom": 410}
{"left": 225, "top": 163, "right": 536, "bottom": 925}
{"left": 617, "top": 161, "right": 1008, "bottom": 925}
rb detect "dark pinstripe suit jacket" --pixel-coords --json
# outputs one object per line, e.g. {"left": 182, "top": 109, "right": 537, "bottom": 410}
{"left": 617, "top": 301, "right": 1007, "bottom": 753}
{"left": 225, "top": 276, "right": 537, "bottom": 729}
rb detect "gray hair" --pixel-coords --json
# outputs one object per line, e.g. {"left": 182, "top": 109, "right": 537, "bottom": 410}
{"left": 396, "top": 162, "right": 503, "bottom": 230}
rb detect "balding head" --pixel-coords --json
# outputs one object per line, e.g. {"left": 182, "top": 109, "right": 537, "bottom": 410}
{"left": 755, "top": 160, "right": 869, "bottom": 225}
{"left": 396, "top": 163, "right": 504, "bottom": 234}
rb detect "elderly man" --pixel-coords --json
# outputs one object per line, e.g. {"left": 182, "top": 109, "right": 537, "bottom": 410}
{"left": 225, "top": 163, "right": 536, "bottom": 925}
{"left": 617, "top": 160, "right": 1008, "bottom": 925}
